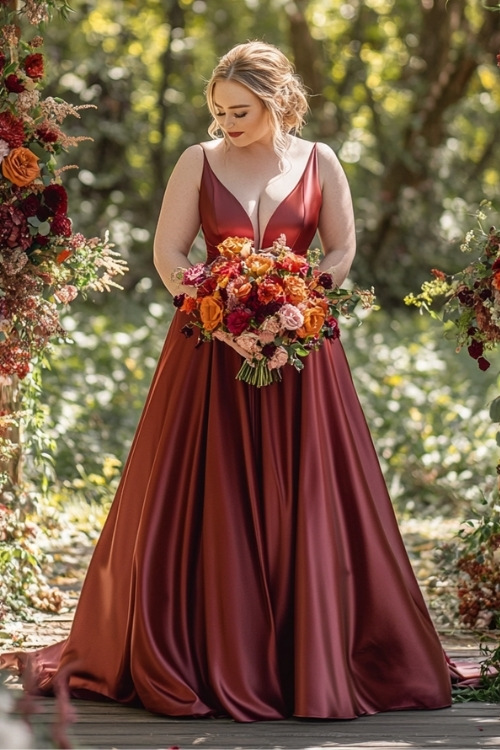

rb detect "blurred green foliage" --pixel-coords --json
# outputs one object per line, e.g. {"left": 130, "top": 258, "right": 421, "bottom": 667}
{"left": 36, "top": 0, "right": 500, "bottom": 307}
{"left": 32, "top": 295, "right": 499, "bottom": 520}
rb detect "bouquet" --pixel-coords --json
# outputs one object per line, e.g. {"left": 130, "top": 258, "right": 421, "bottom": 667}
{"left": 173, "top": 235, "right": 375, "bottom": 387}
{"left": 405, "top": 207, "right": 500, "bottom": 372}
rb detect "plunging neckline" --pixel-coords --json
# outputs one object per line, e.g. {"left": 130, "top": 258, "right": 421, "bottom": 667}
{"left": 201, "top": 144, "right": 317, "bottom": 249}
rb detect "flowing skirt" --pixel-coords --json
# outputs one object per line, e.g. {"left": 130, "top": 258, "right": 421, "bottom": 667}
{"left": 5, "top": 311, "right": 451, "bottom": 721}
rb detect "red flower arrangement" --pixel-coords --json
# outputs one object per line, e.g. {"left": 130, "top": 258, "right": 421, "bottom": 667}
{"left": 174, "top": 235, "right": 375, "bottom": 387}
{"left": 0, "top": 4, "right": 127, "bottom": 380}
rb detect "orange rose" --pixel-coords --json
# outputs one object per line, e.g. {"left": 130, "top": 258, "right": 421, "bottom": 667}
{"left": 492, "top": 273, "right": 500, "bottom": 292}
{"left": 283, "top": 276, "right": 308, "bottom": 304}
{"left": 232, "top": 281, "right": 253, "bottom": 302}
{"left": 217, "top": 236, "right": 253, "bottom": 259}
{"left": 2, "top": 147, "right": 40, "bottom": 186}
{"left": 181, "top": 296, "right": 197, "bottom": 313}
{"left": 296, "top": 305, "right": 326, "bottom": 338}
{"left": 246, "top": 253, "right": 274, "bottom": 277}
{"left": 199, "top": 295, "right": 224, "bottom": 331}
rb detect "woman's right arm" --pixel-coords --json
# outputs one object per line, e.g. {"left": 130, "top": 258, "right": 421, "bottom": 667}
{"left": 153, "top": 144, "right": 204, "bottom": 297}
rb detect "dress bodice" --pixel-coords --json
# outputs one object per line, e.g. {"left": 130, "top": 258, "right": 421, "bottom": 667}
{"left": 199, "top": 144, "right": 322, "bottom": 260}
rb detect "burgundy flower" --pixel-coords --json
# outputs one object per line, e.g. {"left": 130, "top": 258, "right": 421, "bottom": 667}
{"left": 468, "top": 340, "right": 484, "bottom": 360}
{"left": 21, "top": 194, "right": 41, "bottom": 216}
{"left": 51, "top": 214, "right": 72, "bottom": 237}
{"left": 34, "top": 233, "right": 50, "bottom": 246}
{"left": 23, "top": 53, "right": 44, "bottom": 80}
{"left": 43, "top": 184, "right": 68, "bottom": 215}
{"left": 226, "top": 309, "right": 252, "bottom": 336}
{"left": 5, "top": 74, "right": 25, "bottom": 93}
{"left": 0, "top": 204, "right": 31, "bottom": 251}
{"left": 35, "top": 125, "right": 60, "bottom": 144}
{"left": 0, "top": 111, "right": 25, "bottom": 148}
{"left": 478, "top": 357, "right": 491, "bottom": 371}
{"left": 181, "top": 324, "right": 194, "bottom": 338}
{"left": 261, "top": 343, "right": 277, "bottom": 358}
{"left": 173, "top": 294, "right": 185, "bottom": 308}
{"left": 318, "top": 272, "right": 334, "bottom": 289}
{"left": 37, "top": 204, "right": 51, "bottom": 222}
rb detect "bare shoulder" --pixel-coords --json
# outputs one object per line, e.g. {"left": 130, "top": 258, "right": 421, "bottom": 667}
{"left": 315, "top": 141, "right": 349, "bottom": 187}
{"left": 174, "top": 143, "right": 205, "bottom": 171}
{"left": 316, "top": 141, "right": 342, "bottom": 169}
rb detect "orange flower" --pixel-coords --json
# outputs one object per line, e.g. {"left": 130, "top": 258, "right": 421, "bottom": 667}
{"left": 257, "top": 276, "right": 285, "bottom": 304}
{"left": 283, "top": 275, "right": 308, "bottom": 304}
{"left": 217, "top": 236, "right": 253, "bottom": 259}
{"left": 232, "top": 281, "right": 253, "bottom": 302}
{"left": 181, "top": 296, "right": 197, "bottom": 313}
{"left": 493, "top": 272, "right": 500, "bottom": 291}
{"left": 2, "top": 147, "right": 40, "bottom": 186}
{"left": 246, "top": 254, "right": 274, "bottom": 277}
{"left": 199, "top": 295, "right": 224, "bottom": 331}
{"left": 296, "top": 305, "right": 326, "bottom": 338}
{"left": 276, "top": 252, "right": 308, "bottom": 274}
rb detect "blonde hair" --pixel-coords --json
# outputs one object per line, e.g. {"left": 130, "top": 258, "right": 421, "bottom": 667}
{"left": 206, "top": 41, "right": 309, "bottom": 163}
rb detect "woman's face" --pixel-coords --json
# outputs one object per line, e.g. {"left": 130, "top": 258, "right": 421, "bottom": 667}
{"left": 212, "top": 79, "right": 272, "bottom": 147}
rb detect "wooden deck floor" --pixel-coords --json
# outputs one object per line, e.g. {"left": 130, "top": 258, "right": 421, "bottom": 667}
{"left": 4, "top": 623, "right": 499, "bottom": 749}
{"left": 20, "top": 696, "right": 500, "bottom": 749}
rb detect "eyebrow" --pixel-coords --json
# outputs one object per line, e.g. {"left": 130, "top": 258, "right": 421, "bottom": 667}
{"left": 213, "top": 102, "right": 251, "bottom": 110}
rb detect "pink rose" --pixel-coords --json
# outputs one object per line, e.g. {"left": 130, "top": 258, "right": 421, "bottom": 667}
{"left": 258, "top": 315, "right": 281, "bottom": 344}
{"left": 182, "top": 263, "right": 207, "bottom": 286}
{"left": 234, "top": 332, "right": 261, "bottom": 356}
{"left": 267, "top": 346, "right": 289, "bottom": 370}
{"left": 278, "top": 303, "right": 304, "bottom": 331}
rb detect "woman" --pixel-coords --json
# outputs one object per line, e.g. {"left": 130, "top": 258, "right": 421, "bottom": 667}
{"left": 4, "top": 41, "right": 451, "bottom": 722}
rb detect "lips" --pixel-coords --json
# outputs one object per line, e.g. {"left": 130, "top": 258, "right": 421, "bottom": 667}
{"left": 228, "top": 132, "right": 244, "bottom": 138}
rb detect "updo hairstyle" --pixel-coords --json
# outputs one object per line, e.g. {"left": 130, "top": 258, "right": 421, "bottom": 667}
{"left": 206, "top": 41, "right": 309, "bottom": 162}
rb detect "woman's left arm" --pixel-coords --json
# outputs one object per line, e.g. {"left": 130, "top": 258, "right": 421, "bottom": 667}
{"left": 316, "top": 142, "right": 356, "bottom": 287}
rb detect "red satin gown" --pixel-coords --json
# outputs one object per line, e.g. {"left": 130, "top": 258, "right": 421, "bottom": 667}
{"left": 9, "top": 144, "right": 452, "bottom": 721}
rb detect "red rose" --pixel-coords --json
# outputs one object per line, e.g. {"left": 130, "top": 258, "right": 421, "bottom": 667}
{"left": 51, "top": 214, "right": 72, "bottom": 237}
{"left": 0, "top": 111, "right": 25, "bottom": 148}
{"left": 23, "top": 53, "right": 44, "bottom": 81}
{"left": 43, "top": 184, "right": 68, "bottom": 215}
{"left": 226, "top": 309, "right": 252, "bottom": 336}
{"left": 5, "top": 74, "right": 25, "bottom": 93}
{"left": 0, "top": 204, "right": 31, "bottom": 251}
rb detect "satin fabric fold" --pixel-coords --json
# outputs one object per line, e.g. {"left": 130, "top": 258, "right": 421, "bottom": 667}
{"left": 3, "top": 143, "right": 452, "bottom": 721}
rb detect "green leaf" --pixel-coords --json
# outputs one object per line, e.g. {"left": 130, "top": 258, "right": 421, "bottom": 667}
{"left": 37, "top": 221, "right": 51, "bottom": 236}
{"left": 29, "top": 142, "right": 52, "bottom": 164}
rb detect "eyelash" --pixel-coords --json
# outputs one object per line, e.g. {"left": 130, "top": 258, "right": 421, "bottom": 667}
{"left": 215, "top": 112, "right": 247, "bottom": 119}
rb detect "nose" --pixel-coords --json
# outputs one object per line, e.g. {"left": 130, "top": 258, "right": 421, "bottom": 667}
{"left": 224, "top": 114, "right": 235, "bottom": 130}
